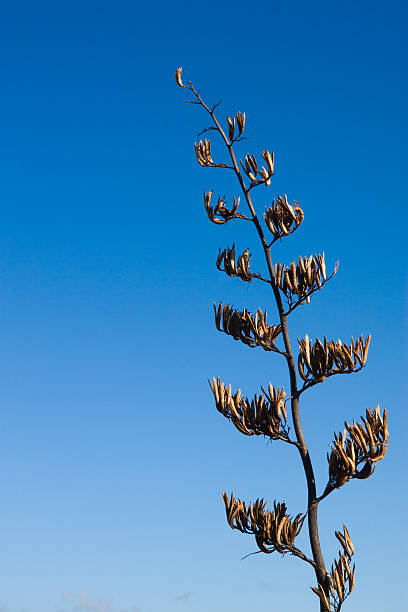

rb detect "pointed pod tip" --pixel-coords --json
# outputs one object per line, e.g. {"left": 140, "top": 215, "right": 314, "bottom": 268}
{"left": 175, "top": 67, "right": 185, "bottom": 87}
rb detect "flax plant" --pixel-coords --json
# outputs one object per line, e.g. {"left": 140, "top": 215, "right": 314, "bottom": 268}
{"left": 175, "top": 68, "right": 388, "bottom": 612}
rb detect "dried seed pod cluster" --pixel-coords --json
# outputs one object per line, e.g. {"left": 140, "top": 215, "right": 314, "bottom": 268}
{"left": 214, "top": 302, "right": 282, "bottom": 352}
{"left": 216, "top": 245, "right": 253, "bottom": 282}
{"left": 326, "top": 406, "right": 388, "bottom": 491}
{"left": 226, "top": 111, "right": 246, "bottom": 141}
{"left": 209, "top": 378, "right": 287, "bottom": 439}
{"left": 194, "top": 139, "right": 215, "bottom": 167}
{"left": 275, "top": 253, "right": 338, "bottom": 302}
{"left": 297, "top": 334, "right": 371, "bottom": 383}
{"left": 313, "top": 526, "right": 355, "bottom": 612}
{"left": 240, "top": 149, "right": 274, "bottom": 185}
{"left": 223, "top": 493, "right": 305, "bottom": 554}
{"left": 264, "top": 194, "right": 304, "bottom": 238}
{"left": 204, "top": 190, "right": 240, "bottom": 224}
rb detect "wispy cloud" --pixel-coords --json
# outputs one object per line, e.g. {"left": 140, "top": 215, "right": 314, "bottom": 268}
{"left": 258, "top": 579, "right": 275, "bottom": 593}
{"left": 0, "top": 603, "right": 29, "bottom": 612}
{"left": 175, "top": 592, "right": 193, "bottom": 603}
{"left": 61, "top": 592, "right": 112, "bottom": 612}
{"left": 60, "top": 593, "right": 141, "bottom": 612}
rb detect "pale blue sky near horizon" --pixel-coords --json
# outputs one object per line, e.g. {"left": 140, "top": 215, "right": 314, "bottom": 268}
{"left": 0, "top": 1, "right": 406, "bottom": 611}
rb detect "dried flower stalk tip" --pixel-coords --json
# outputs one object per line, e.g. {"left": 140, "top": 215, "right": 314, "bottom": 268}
{"left": 214, "top": 302, "right": 282, "bottom": 352}
{"left": 326, "top": 406, "right": 388, "bottom": 491}
{"left": 204, "top": 190, "right": 239, "bottom": 224}
{"left": 175, "top": 67, "right": 185, "bottom": 87}
{"left": 297, "top": 334, "right": 371, "bottom": 383}
{"left": 223, "top": 493, "right": 305, "bottom": 554}
{"left": 275, "top": 253, "right": 338, "bottom": 302}
{"left": 264, "top": 194, "right": 304, "bottom": 238}
{"left": 209, "top": 377, "right": 287, "bottom": 438}
{"left": 216, "top": 245, "right": 253, "bottom": 282}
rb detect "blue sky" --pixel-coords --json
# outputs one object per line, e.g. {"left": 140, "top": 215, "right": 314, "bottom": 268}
{"left": 0, "top": 1, "right": 406, "bottom": 611}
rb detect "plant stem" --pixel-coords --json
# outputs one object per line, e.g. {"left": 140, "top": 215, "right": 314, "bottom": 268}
{"left": 190, "top": 85, "right": 330, "bottom": 609}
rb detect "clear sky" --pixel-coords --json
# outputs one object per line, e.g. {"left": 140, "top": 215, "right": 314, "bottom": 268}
{"left": 0, "top": 1, "right": 406, "bottom": 611}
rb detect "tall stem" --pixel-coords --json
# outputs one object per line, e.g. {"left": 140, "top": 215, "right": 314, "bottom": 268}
{"left": 246, "top": 178, "right": 329, "bottom": 610}
{"left": 228, "top": 143, "right": 329, "bottom": 597}
{"left": 191, "top": 86, "right": 330, "bottom": 608}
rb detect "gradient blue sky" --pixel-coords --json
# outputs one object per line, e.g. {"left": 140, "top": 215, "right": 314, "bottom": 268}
{"left": 0, "top": 1, "right": 406, "bottom": 611}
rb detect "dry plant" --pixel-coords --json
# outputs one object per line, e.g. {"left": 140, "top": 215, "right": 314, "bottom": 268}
{"left": 175, "top": 67, "right": 389, "bottom": 611}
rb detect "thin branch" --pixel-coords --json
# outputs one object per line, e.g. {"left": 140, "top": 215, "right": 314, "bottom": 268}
{"left": 210, "top": 100, "right": 222, "bottom": 112}
{"left": 290, "top": 546, "right": 319, "bottom": 569}
{"left": 247, "top": 177, "right": 273, "bottom": 191}
{"left": 298, "top": 365, "right": 366, "bottom": 397}
{"left": 240, "top": 545, "right": 318, "bottom": 569}
{"left": 279, "top": 435, "right": 301, "bottom": 448}
{"left": 251, "top": 272, "right": 272, "bottom": 285}
{"left": 241, "top": 550, "right": 262, "bottom": 560}
{"left": 231, "top": 136, "right": 247, "bottom": 144}
{"left": 197, "top": 126, "right": 219, "bottom": 137}
{"left": 315, "top": 487, "right": 335, "bottom": 505}
{"left": 284, "top": 269, "right": 340, "bottom": 316}
{"left": 233, "top": 213, "right": 253, "bottom": 221}
{"left": 202, "top": 163, "right": 235, "bottom": 170}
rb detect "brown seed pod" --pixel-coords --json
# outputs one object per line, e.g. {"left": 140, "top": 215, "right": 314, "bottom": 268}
{"left": 214, "top": 302, "right": 282, "bottom": 352}
{"left": 204, "top": 190, "right": 240, "bottom": 224}
{"left": 325, "top": 407, "right": 388, "bottom": 491}
{"left": 194, "top": 139, "right": 214, "bottom": 166}
{"left": 236, "top": 111, "right": 245, "bottom": 136}
{"left": 264, "top": 194, "right": 304, "bottom": 238}
{"left": 216, "top": 245, "right": 253, "bottom": 282}
{"left": 239, "top": 149, "right": 274, "bottom": 185}
{"left": 222, "top": 492, "right": 305, "bottom": 554}
{"left": 297, "top": 334, "right": 371, "bottom": 383}
{"left": 175, "top": 67, "right": 185, "bottom": 87}
{"left": 209, "top": 378, "right": 287, "bottom": 439}
{"left": 275, "top": 253, "right": 338, "bottom": 303}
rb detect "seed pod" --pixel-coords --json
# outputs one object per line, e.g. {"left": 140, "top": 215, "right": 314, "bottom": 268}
{"left": 227, "top": 115, "right": 235, "bottom": 141}
{"left": 236, "top": 111, "right": 246, "bottom": 135}
{"left": 175, "top": 67, "right": 184, "bottom": 87}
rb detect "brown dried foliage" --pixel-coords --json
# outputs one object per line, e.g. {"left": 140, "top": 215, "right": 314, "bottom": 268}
{"left": 275, "top": 253, "right": 338, "bottom": 304}
{"left": 223, "top": 493, "right": 305, "bottom": 554}
{"left": 297, "top": 334, "right": 371, "bottom": 384}
{"left": 214, "top": 302, "right": 282, "bottom": 352}
{"left": 326, "top": 406, "right": 388, "bottom": 491}
{"left": 264, "top": 194, "right": 304, "bottom": 239}
{"left": 204, "top": 190, "right": 240, "bottom": 224}
{"left": 216, "top": 245, "right": 253, "bottom": 282}
{"left": 209, "top": 378, "right": 287, "bottom": 439}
